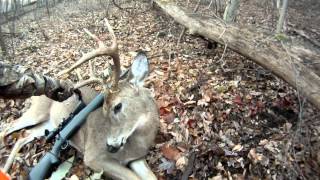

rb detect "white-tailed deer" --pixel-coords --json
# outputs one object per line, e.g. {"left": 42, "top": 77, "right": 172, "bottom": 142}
{"left": 0, "top": 19, "right": 159, "bottom": 180}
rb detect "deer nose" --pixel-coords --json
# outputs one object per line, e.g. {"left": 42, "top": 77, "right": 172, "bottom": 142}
{"left": 106, "top": 143, "right": 120, "bottom": 153}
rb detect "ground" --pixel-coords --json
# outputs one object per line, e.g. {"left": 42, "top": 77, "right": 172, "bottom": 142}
{"left": 0, "top": 0, "right": 320, "bottom": 179}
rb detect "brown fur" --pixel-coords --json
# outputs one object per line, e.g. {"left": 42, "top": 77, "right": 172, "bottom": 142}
{"left": 2, "top": 52, "right": 159, "bottom": 179}
{"left": 38, "top": 81, "right": 158, "bottom": 179}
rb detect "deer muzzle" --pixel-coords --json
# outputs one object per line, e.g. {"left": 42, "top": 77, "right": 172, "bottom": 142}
{"left": 106, "top": 143, "right": 121, "bottom": 153}
{"left": 106, "top": 137, "right": 126, "bottom": 153}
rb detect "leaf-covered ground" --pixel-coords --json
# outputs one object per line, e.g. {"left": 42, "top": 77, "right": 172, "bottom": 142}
{"left": 1, "top": 1, "right": 320, "bottom": 179}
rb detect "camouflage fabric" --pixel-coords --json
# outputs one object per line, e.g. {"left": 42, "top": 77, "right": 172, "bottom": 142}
{"left": 0, "top": 62, "right": 75, "bottom": 102}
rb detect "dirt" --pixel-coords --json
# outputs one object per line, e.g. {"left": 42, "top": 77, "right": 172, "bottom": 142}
{"left": 0, "top": 0, "right": 320, "bottom": 179}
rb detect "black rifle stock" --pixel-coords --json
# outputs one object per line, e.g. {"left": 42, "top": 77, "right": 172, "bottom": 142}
{"left": 28, "top": 93, "right": 104, "bottom": 180}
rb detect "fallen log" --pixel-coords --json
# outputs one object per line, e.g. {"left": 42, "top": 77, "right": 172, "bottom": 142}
{"left": 154, "top": 0, "right": 320, "bottom": 109}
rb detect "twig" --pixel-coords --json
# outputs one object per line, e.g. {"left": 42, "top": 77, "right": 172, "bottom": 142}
{"left": 206, "top": 0, "right": 213, "bottom": 10}
{"left": 281, "top": 41, "right": 307, "bottom": 178}
{"left": 3, "top": 137, "right": 28, "bottom": 172}
{"left": 167, "top": 50, "right": 172, "bottom": 78}
{"left": 218, "top": 27, "right": 226, "bottom": 39}
{"left": 217, "top": 43, "right": 228, "bottom": 71}
{"left": 112, "top": 0, "right": 132, "bottom": 13}
{"left": 1, "top": 32, "right": 21, "bottom": 36}
{"left": 149, "top": 53, "right": 163, "bottom": 60}
{"left": 177, "top": 28, "right": 187, "bottom": 45}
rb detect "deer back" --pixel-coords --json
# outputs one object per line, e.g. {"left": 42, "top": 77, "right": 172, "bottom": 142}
{"left": 2, "top": 95, "right": 53, "bottom": 135}
{"left": 49, "top": 86, "right": 98, "bottom": 128}
{"left": 48, "top": 86, "right": 98, "bottom": 151}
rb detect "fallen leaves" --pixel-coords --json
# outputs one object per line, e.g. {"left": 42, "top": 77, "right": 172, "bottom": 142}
{"left": 1, "top": 1, "right": 319, "bottom": 180}
{"left": 162, "top": 113, "right": 175, "bottom": 124}
{"left": 176, "top": 156, "right": 188, "bottom": 170}
{"left": 161, "top": 144, "right": 181, "bottom": 161}
{"left": 49, "top": 156, "right": 74, "bottom": 180}
{"left": 232, "top": 144, "right": 243, "bottom": 152}
{"left": 248, "top": 149, "right": 269, "bottom": 166}
{"left": 233, "top": 95, "right": 243, "bottom": 106}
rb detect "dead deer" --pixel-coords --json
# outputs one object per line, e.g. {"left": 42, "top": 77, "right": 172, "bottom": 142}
{"left": 0, "top": 19, "right": 159, "bottom": 180}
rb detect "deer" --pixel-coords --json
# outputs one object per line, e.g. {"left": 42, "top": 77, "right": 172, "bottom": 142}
{"left": 0, "top": 19, "right": 159, "bottom": 180}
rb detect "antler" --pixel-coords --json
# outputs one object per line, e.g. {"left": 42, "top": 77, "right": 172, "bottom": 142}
{"left": 58, "top": 19, "right": 121, "bottom": 91}
{"left": 74, "top": 60, "right": 104, "bottom": 89}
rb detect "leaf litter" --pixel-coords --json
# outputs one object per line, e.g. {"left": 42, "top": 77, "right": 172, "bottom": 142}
{"left": 0, "top": 0, "right": 320, "bottom": 179}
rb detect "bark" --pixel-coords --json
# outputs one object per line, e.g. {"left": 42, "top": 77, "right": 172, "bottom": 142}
{"left": 45, "top": 0, "right": 50, "bottom": 16}
{"left": 0, "top": 25, "right": 7, "bottom": 56}
{"left": 154, "top": 0, "right": 320, "bottom": 109}
{"left": 276, "top": 0, "right": 281, "bottom": 9}
{"left": 223, "top": 0, "right": 240, "bottom": 23}
{"left": 178, "top": 0, "right": 201, "bottom": 45}
{"left": 276, "top": 0, "right": 288, "bottom": 33}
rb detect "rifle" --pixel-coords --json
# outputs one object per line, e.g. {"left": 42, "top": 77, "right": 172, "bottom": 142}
{"left": 28, "top": 69, "right": 129, "bottom": 180}
{"left": 28, "top": 93, "right": 104, "bottom": 180}
{"left": 44, "top": 100, "right": 86, "bottom": 143}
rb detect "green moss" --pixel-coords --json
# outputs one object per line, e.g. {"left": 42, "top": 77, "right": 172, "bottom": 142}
{"left": 275, "top": 33, "right": 289, "bottom": 41}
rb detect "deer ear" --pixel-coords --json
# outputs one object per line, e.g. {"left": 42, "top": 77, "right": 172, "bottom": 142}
{"left": 127, "top": 52, "right": 149, "bottom": 87}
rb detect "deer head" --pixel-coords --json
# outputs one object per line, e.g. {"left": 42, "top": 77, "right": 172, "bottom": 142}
{"left": 58, "top": 19, "right": 157, "bottom": 154}
{"left": 103, "top": 52, "right": 153, "bottom": 153}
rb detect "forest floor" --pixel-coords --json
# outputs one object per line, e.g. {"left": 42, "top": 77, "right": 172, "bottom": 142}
{"left": 0, "top": 0, "right": 320, "bottom": 179}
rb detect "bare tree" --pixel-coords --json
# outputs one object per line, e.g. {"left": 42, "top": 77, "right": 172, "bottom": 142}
{"left": 32, "top": 0, "right": 49, "bottom": 40}
{"left": 0, "top": 25, "right": 7, "bottom": 56}
{"left": 0, "top": 2, "right": 7, "bottom": 56}
{"left": 276, "top": 0, "right": 288, "bottom": 33}
{"left": 45, "top": 0, "right": 51, "bottom": 16}
{"left": 8, "top": 0, "right": 21, "bottom": 58}
{"left": 223, "top": 0, "right": 240, "bottom": 23}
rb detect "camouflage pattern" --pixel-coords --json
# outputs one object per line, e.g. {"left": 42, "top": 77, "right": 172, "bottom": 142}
{"left": 0, "top": 62, "right": 74, "bottom": 102}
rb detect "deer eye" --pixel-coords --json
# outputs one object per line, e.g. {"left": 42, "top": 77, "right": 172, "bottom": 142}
{"left": 114, "top": 103, "right": 122, "bottom": 114}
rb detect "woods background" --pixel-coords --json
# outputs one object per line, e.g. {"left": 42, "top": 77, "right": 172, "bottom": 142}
{"left": 0, "top": 0, "right": 320, "bottom": 179}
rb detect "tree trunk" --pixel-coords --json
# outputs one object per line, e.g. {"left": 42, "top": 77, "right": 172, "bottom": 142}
{"left": 154, "top": 0, "right": 320, "bottom": 109}
{"left": 0, "top": 25, "right": 7, "bottom": 56}
{"left": 45, "top": 0, "right": 50, "bottom": 16}
{"left": 276, "top": 0, "right": 288, "bottom": 34}
{"left": 223, "top": 0, "right": 240, "bottom": 23}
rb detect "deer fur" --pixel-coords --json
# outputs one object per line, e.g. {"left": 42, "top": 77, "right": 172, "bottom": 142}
{"left": 1, "top": 53, "right": 159, "bottom": 180}
{"left": 1, "top": 19, "right": 159, "bottom": 179}
{"left": 54, "top": 74, "right": 159, "bottom": 179}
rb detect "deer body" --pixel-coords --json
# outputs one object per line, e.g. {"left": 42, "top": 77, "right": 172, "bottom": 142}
{"left": 1, "top": 19, "right": 159, "bottom": 180}
{"left": 46, "top": 78, "right": 159, "bottom": 179}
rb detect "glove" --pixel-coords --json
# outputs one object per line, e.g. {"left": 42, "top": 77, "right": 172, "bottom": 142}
{"left": 45, "top": 80, "right": 76, "bottom": 102}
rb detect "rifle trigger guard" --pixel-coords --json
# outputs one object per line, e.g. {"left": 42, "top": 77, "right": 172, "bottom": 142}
{"left": 73, "top": 89, "right": 83, "bottom": 101}
{"left": 61, "top": 141, "right": 70, "bottom": 150}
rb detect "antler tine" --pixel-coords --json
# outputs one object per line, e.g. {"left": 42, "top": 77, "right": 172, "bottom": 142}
{"left": 104, "top": 18, "right": 121, "bottom": 90}
{"left": 58, "top": 18, "right": 121, "bottom": 91}
{"left": 73, "top": 60, "right": 105, "bottom": 89}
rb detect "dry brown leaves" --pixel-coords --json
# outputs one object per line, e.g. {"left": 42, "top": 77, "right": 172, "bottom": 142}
{"left": 1, "top": 0, "right": 320, "bottom": 179}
